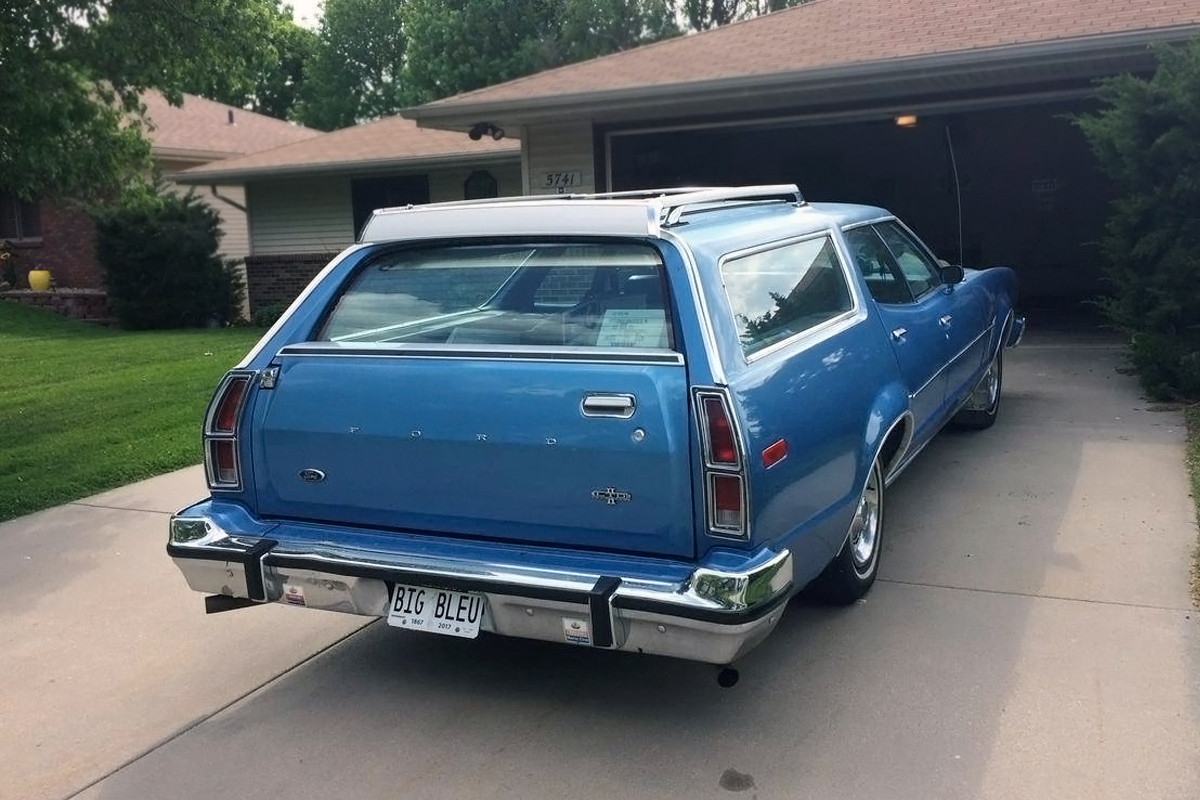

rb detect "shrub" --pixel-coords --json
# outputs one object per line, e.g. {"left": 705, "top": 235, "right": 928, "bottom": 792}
{"left": 93, "top": 183, "right": 245, "bottom": 329}
{"left": 252, "top": 301, "right": 288, "bottom": 328}
{"left": 1075, "top": 40, "right": 1200, "bottom": 401}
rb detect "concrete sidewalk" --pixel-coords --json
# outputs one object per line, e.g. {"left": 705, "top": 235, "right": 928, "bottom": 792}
{"left": 0, "top": 467, "right": 369, "bottom": 800}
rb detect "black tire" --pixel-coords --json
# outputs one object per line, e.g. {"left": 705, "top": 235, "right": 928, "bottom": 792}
{"left": 952, "top": 347, "right": 1003, "bottom": 430}
{"left": 806, "top": 457, "right": 884, "bottom": 605}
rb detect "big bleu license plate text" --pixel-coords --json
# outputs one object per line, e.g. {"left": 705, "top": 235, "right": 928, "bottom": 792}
{"left": 387, "top": 583, "right": 486, "bottom": 638}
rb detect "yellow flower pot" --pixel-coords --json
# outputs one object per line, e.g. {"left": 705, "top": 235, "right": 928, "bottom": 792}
{"left": 27, "top": 269, "right": 51, "bottom": 292}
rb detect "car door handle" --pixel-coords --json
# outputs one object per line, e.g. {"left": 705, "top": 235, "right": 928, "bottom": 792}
{"left": 939, "top": 315, "right": 953, "bottom": 327}
{"left": 581, "top": 393, "right": 636, "bottom": 418}
{"left": 891, "top": 327, "right": 907, "bottom": 342}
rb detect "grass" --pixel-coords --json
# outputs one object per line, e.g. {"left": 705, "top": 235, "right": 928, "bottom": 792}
{"left": 1187, "top": 407, "right": 1200, "bottom": 607}
{"left": 0, "top": 302, "right": 265, "bottom": 522}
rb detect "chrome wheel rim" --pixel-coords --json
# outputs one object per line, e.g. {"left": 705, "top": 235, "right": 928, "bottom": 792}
{"left": 849, "top": 466, "right": 881, "bottom": 572}
{"left": 983, "top": 357, "right": 1000, "bottom": 408}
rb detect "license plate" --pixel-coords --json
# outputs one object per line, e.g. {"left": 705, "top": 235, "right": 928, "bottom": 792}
{"left": 386, "top": 583, "right": 485, "bottom": 639}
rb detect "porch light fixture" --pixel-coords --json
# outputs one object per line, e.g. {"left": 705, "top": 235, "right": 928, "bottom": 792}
{"left": 469, "top": 122, "right": 506, "bottom": 141}
{"left": 895, "top": 114, "right": 918, "bottom": 128}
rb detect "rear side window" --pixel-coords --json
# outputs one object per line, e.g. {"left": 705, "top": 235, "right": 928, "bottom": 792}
{"left": 318, "top": 242, "right": 674, "bottom": 349}
{"left": 721, "top": 236, "right": 853, "bottom": 356}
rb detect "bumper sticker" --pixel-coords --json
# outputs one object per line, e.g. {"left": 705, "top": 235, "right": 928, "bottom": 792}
{"left": 562, "top": 617, "right": 591, "bottom": 645}
{"left": 283, "top": 584, "right": 307, "bottom": 607}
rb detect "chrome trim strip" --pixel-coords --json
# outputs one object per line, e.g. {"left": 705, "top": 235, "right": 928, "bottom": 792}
{"left": 948, "top": 322, "right": 994, "bottom": 369}
{"left": 275, "top": 343, "right": 686, "bottom": 366}
{"left": 660, "top": 229, "right": 727, "bottom": 384}
{"left": 906, "top": 320, "right": 994, "bottom": 401}
{"left": 878, "top": 411, "right": 915, "bottom": 487}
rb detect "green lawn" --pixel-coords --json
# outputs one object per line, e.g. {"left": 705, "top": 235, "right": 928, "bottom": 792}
{"left": 0, "top": 302, "right": 265, "bottom": 521}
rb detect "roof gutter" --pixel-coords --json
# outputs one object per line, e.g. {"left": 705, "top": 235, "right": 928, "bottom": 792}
{"left": 403, "top": 26, "right": 1200, "bottom": 130}
{"left": 170, "top": 149, "right": 520, "bottom": 185}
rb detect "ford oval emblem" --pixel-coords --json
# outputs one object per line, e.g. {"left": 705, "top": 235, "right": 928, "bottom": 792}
{"left": 298, "top": 468, "right": 326, "bottom": 483}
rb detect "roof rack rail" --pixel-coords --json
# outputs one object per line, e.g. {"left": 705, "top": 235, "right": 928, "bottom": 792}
{"left": 655, "top": 185, "right": 805, "bottom": 226}
{"left": 360, "top": 184, "right": 806, "bottom": 241}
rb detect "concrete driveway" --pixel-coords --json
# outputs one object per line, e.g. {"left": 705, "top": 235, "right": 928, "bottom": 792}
{"left": 2, "top": 329, "right": 1197, "bottom": 800}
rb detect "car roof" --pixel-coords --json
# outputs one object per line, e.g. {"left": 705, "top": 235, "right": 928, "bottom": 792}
{"left": 669, "top": 199, "right": 892, "bottom": 261}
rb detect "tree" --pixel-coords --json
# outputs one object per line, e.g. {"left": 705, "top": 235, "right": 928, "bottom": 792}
{"left": 297, "top": 0, "right": 408, "bottom": 131}
{"left": 1, "top": 0, "right": 287, "bottom": 202}
{"left": 401, "top": 0, "right": 681, "bottom": 105}
{"left": 678, "top": 0, "right": 808, "bottom": 31}
{"left": 558, "top": 0, "right": 680, "bottom": 63}
{"left": 181, "top": 3, "right": 319, "bottom": 121}
{"left": 1075, "top": 40, "right": 1200, "bottom": 400}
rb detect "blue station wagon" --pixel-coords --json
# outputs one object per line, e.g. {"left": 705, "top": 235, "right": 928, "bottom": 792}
{"left": 168, "top": 186, "right": 1023, "bottom": 674}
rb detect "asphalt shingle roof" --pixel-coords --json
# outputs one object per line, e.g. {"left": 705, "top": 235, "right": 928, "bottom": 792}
{"left": 420, "top": 0, "right": 1200, "bottom": 110}
{"left": 142, "top": 91, "right": 321, "bottom": 159}
{"left": 174, "top": 113, "right": 517, "bottom": 181}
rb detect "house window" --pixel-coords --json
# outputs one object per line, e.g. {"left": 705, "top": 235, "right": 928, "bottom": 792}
{"left": 464, "top": 170, "right": 499, "bottom": 200}
{"left": 1, "top": 194, "right": 42, "bottom": 241}
{"left": 351, "top": 175, "right": 430, "bottom": 239}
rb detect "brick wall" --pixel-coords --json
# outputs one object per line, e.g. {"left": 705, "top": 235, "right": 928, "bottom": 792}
{"left": 12, "top": 201, "right": 102, "bottom": 289}
{"left": 244, "top": 252, "right": 338, "bottom": 314}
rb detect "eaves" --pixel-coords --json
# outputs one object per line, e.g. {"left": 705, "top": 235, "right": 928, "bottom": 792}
{"left": 404, "top": 26, "right": 1200, "bottom": 131}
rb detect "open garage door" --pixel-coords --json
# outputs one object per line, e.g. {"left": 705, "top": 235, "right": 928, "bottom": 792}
{"left": 606, "top": 102, "right": 1112, "bottom": 309}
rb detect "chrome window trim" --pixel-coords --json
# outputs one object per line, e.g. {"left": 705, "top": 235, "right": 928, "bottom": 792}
{"left": 873, "top": 219, "right": 946, "bottom": 300}
{"left": 275, "top": 342, "right": 686, "bottom": 366}
{"left": 660, "top": 229, "right": 727, "bottom": 385}
{"left": 717, "top": 231, "right": 865, "bottom": 364}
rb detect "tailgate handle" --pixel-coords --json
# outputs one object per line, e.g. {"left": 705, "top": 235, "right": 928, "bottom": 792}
{"left": 581, "top": 393, "right": 636, "bottom": 418}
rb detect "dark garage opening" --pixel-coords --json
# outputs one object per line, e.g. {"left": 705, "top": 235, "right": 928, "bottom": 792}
{"left": 608, "top": 102, "right": 1113, "bottom": 309}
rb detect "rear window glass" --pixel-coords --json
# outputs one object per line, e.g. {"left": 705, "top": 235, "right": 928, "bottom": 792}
{"left": 318, "top": 242, "right": 673, "bottom": 349}
{"left": 721, "top": 236, "right": 852, "bottom": 356}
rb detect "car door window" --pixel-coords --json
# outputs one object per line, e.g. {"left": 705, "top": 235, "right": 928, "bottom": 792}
{"left": 844, "top": 226, "right": 914, "bottom": 305}
{"left": 875, "top": 221, "right": 942, "bottom": 299}
{"left": 721, "top": 235, "right": 853, "bottom": 356}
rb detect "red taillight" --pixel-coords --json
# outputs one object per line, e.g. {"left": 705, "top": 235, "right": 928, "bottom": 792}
{"left": 711, "top": 474, "right": 744, "bottom": 530}
{"left": 212, "top": 376, "right": 249, "bottom": 434}
{"left": 696, "top": 390, "right": 748, "bottom": 538}
{"left": 702, "top": 396, "right": 739, "bottom": 466}
{"left": 205, "top": 372, "right": 252, "bottom": 490}
{"left": 209, "top": 440, "right": 238, "bottom": 484}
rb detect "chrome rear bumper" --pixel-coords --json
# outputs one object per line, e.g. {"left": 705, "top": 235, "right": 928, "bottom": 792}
{"left": 168, "top": 512, "right": 793, "bottom": 665}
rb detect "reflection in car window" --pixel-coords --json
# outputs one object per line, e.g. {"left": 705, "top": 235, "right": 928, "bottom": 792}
{"left": 318, "top": 242, "right": 673, "bottom": 349}
{"left": 874, "top": 221, "right": 942, "bottom": 298}
{"left": 722, "top": 236, "right": 853, "bottom": 356}
{"left": 844, "top": 226, "right": 913, "bottom": 305}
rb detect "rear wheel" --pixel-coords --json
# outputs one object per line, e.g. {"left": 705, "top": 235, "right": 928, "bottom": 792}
{"left": 953, "top": 347, "right": 1003, "bottom": 430}
{"left": 807, "top": 457, "right": 884, "bottom": 605}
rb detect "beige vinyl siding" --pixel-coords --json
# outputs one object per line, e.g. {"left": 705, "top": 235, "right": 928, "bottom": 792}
{"left": 159, "top": 159, "right": 249, "bottom": 259}
{"left": 429, "top": 161, "right": 524, "bottom": 202}
{"left": 521, "top": 122, "right": 595, "bottom": 195}
{"left": 248, "top": 177, "right": 354, "bottom": 255}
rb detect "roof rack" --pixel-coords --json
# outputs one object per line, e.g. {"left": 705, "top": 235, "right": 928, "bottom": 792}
{"left": 359, "top": 184, "right": 806, "bottom": 243}
{"left": 649, "top": 185, "right": 805, "bottom": 226}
